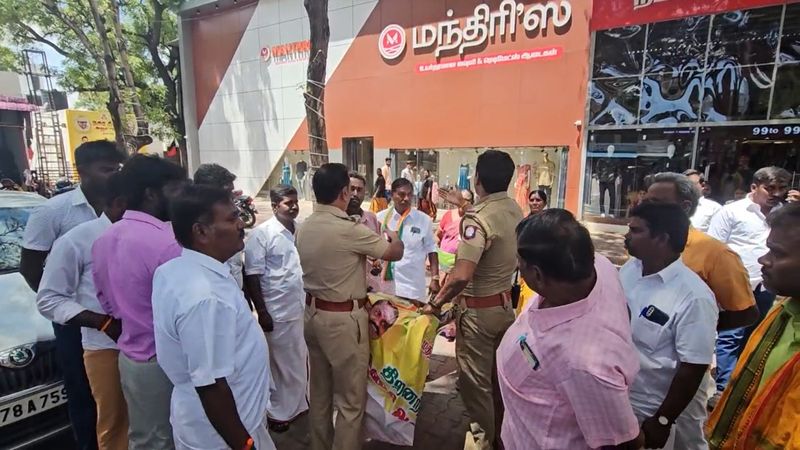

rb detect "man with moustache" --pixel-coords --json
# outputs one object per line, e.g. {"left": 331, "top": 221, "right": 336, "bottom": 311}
{"left": 376, "top": 177, "right": 440, "bottom": 305}
{"left": 621, "top": 202, "right": 718, "bottom": 449}
{"left": 20, "top": 140, "right": 126, "bottom": 450}
{"left": 296, "top": 163, "right": 404, "bottom": 450}
{"left": 37, "top": 172, "right": 129, "bottom": 450}
{"left": 706, "top": 204, "right": 800, "bottom": 449}
{"left": 708, "top": 166, "right": 791, "bottom": 391}
{"left": 92, "top": 155, "right": 188, "bottom": 450}
{"left": 347, "top": 172, "right": 383, "bottom": 292}
{"left": 423, "top": 150, "right": 523, "bottom": 450}
{"left": 244, "top": 184, "right": 308, "bottom": 432}
{"left": 152, "top": 184, "right": 275, "bottom": 450}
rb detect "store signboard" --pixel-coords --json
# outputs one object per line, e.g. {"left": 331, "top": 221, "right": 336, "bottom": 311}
{"left": 260, "top": 40, "right": 311, "bottom": 65}
{"left": 591, "top": 0, "right": 787, "bottom": 31}
{"left": 378, "top": 0, "right": 572, "bottom": 65}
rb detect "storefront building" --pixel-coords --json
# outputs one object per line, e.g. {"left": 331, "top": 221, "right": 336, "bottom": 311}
{"left": 178, "top": 0, "right": 590, "bottom": 212}
{"left": 178, "top": 0, "right": 800, "bottom": 218}
{"left": 584, "top": 0, "right": 800, "bottom": 225}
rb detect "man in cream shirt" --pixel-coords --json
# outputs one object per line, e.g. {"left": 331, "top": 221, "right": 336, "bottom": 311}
{"left": 376, "top": 178, "right": 440, "bottom": 304}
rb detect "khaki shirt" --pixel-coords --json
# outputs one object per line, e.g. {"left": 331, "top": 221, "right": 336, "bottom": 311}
{"left": 297, "top": 204, "right": 389, "bottom": 301}
{"left": 456, "top": 192, "right": 523, "bottom": 297}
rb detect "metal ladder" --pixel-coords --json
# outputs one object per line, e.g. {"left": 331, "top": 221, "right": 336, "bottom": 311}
{"left": 22, "top": 49, "right": 69, "bottom": 185}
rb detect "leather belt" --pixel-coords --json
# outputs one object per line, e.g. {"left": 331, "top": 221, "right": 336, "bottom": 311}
{"left": 462, "top": 291, "right": 510, "bottom": 309}
{"left": 305, "top": 294, "right": 367, "bottom": 312}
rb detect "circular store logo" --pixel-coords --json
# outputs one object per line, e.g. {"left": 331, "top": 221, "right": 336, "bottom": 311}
{"left": 378, "top": 24, "right": 406, "bottom": 60}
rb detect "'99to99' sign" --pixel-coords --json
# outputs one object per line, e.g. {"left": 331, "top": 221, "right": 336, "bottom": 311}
{"left": 752, "top": 125, "right": 800, "bottom": 137}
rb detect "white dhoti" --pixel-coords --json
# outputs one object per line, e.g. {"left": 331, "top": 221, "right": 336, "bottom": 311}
{"left": 265, "top": 318, "right": 309, "bottom": 422}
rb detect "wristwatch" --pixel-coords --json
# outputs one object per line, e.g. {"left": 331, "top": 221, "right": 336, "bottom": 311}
{"left": 657, "top": 415, "right": 671, "bottom": 427}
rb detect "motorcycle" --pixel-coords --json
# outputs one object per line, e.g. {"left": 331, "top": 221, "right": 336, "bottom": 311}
{"left": 235, "top": 193, "right": 257, "bottom": 228}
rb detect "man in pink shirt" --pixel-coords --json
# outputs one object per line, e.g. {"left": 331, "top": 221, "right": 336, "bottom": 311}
{"left": 92, "top": 155, "right": 188, "bottom": 450}
{"left": 496, "top": 209, "right": 643, "bottom": 450}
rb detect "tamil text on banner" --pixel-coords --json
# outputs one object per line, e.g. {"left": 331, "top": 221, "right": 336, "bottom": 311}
{"left": 364, "top": 294, "right": 438, "bottom": 445}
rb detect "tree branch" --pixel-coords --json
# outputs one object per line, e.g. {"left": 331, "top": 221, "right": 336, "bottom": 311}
{"left": 15, "top": 24, "right": 71, "bottom": 58}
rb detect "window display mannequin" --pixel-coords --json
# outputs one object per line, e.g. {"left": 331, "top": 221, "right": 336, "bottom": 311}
{"left": 514, "top": 163, "right": 532, "bottom": 215}
{"left": 296, "top": 156, "right": 308, "bottom": 199}
{"left": 537, "top": 151, "right": 556, "bottom": 202}
{"left": 594, "top": 159, "right": 618, "bottom": 217}
{"left": 457, "top": 163, "right": 470, "bottom": 191}
{"left": 281, "top": 157, "right": 292, "bottom": 186}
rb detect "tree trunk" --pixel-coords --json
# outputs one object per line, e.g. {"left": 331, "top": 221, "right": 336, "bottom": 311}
{"left": 86, "top": 0, "right": 127, "bottom": 153}
{"left": 304, "top": 0, "right": 330, "bottom": 169}
{"left": 109, "top": 0, "right": 148, "bottom": 135}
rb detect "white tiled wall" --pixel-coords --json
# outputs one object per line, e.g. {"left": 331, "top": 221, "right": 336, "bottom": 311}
{"left": 194, "top": 0, "right": 378, "bottom": 196}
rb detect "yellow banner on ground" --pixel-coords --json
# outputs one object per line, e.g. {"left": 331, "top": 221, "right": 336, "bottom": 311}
{"left": 364, "top": 293, "right": 438, "bottom": 445}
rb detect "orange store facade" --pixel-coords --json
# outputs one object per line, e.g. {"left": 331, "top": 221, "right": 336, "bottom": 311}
{"left": 179, "top": 0, "right": 800, "bottom": 216}
{"left": 179, "top": 0, "right": 591, "bottom": 212}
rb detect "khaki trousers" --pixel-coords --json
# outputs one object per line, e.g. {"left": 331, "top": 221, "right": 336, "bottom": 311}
{"left": 83, "top": 349, "right": 129, "bottom": 450}
{"left": 304, "top": 303, "right": 369, "bottom": 450}
{"left": 456, "top": 301, "right": 515, "bottom": 450}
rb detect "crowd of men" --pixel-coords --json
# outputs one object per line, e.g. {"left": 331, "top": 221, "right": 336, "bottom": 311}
{"left": 17, "top": 138, "right": 800, "bottom": 450}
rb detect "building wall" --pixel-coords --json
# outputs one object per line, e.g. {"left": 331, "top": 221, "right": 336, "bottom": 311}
{"left": 181, "top": 0, "right": 592, "bottom": 210}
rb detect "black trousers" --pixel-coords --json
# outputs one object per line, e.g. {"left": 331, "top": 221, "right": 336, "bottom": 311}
{"left": 598, "top": 181, "right": 616, "bottom": 215}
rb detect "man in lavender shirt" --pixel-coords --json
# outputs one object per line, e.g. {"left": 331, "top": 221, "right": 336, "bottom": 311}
{"left": 92, "top": 155, "right": 188, "bottom": 450}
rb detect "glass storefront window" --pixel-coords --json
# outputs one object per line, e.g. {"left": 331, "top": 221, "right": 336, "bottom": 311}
{"left": 645, "top": 16, "right": 710, "bottom": 75}
{"left": 589, "top": 77, "right": 641, "bottom": 125}
{"left": 771, "top": 64, "right": 800, "bottom": 119}
{"left": 640, "top": 70, "right": 703, "bottom": 124}
{"left": 708, "top": 7, "right": 782, "bottom": 68}
{"left": 583, "top": 129, "right": 693, "bottom": 224}
{"left": 779, "top": 4, "right": 800, "bottom": 64}
{"left": 593, "top": 26, "right": 646, "bottom": 79}
{"left": 702, "top": 64, "right": 774, "bottom": 122}
{"left": 696, "top": 126, "right": 800, "bottom": 205}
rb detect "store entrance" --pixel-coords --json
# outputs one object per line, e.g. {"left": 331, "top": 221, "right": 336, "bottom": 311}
{"left": 343, "top": 137, "right": 374, "bottom": 193}
{"left": 697, "top": 126, "right": 800, "bottom": 204}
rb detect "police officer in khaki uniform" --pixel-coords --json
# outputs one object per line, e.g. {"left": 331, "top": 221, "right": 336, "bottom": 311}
{"left": 296, "top": 163, "right": 404, "bottom": 450}
{"left": 423, "top": 150, "right": 523, "bottom": 450}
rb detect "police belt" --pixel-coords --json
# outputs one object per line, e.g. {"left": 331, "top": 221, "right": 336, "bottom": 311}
{"left": 305, "top": 293, "right": 367, "bottom": 312}
{"left": 461, "top": 291, "right": 511, "bottom": 309}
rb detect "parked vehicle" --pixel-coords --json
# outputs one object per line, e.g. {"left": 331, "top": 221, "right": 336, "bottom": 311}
{"left": 235, "top": 194, "right": 257, "bottom": 228}
{"left": 0, "top": 191, "right": 70, "bottom": 449}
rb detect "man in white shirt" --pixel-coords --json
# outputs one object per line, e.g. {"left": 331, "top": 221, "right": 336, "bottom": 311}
{"left": 376, "top": 178, "right": 439, "bottom": 304}
{"left": 152, "top": 184, "right": 275, "bottom": 450}
{"left": 707, "top": 166, "right": 791, "bottom": 391}
{"left": 37, "top": 172, "right": 128, "bottom": 450}
{"left": 193, "top": 163, "right": 245, "bottom": 289}
{"left": 244, "top": 184, "right": 309, "bottom": 432}
{"left": 683, "top": 169, "right": 721, "bottom": 232}
{"left": 620, "top": 202, "right": 718, "bottom": 450}
{"left": 20, "top": 140, "right": 125, "bottom": 450}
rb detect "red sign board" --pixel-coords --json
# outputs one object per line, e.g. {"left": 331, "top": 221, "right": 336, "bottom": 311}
{"left": 591, "top": 0, "right": 788, "bottom": 31}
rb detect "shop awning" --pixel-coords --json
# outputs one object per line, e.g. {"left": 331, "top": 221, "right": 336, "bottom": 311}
{"left": 0, "top": 95, "right": 38, "bottom": 112}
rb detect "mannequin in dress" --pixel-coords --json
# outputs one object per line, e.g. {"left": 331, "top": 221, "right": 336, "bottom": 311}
{"left": 514, "top": 163, "right": 532, "bottom": 215}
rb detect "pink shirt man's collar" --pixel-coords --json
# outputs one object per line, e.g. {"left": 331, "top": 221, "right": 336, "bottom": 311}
{"left": 122, "top": 210, "right": 172, "bottom": 231}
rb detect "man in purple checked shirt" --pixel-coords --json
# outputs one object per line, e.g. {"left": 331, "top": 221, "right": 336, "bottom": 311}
{"left": 92, "top": 155, "right": 188, "bottom": 450}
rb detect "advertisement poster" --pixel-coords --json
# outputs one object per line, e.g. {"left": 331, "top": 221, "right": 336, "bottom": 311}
{"left": 364, "top": 294, "right": 438, "bottom": 445}
{"left": 62, "top": 109, "right": 116, "bottom": 175}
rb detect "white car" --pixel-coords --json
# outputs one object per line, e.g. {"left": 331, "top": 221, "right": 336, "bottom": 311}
{"left": 0, "top": 191, "right": 70, "bottom": 448}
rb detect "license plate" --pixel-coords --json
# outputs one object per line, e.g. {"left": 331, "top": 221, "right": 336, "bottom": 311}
{"left": 0, "top": 384, "right": 67, "bottom": 427}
